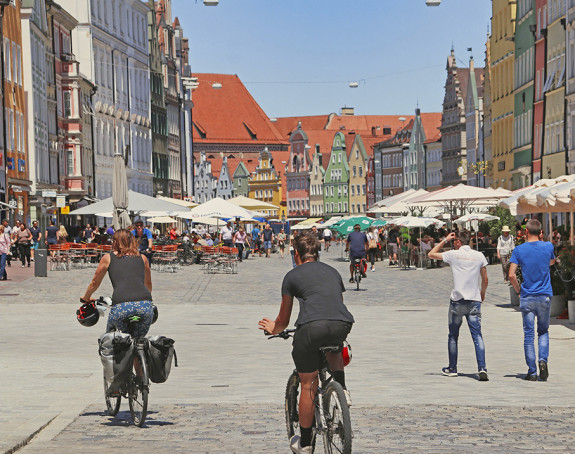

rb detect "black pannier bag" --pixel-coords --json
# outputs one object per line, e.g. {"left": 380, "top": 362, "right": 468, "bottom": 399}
{"left": 146, "top": 336, "right": 178, "bottom": 384}
{"left": 99, "top": 331, "right": 134, "bottom": 394}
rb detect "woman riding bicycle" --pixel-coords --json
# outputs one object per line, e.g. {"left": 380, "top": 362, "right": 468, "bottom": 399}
{"left": 80, "top": 229, "right": 153, "bottom": 338}
{"left": 259, "top": 233, "right": 354, "bottom": 454}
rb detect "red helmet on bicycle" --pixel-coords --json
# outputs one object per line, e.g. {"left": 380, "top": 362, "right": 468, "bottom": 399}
{"left": 77, "top": 301, "right": 100, "bottom": 327}
{"left": 342, "top": 341, "right": 352, "bottom": 367}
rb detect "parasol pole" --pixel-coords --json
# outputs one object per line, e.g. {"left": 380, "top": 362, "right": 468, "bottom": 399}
{"left": 548, "top": 213, "right": 553, "bottom": 242}
{"left": 566, "top": 210, "right": 573, "bottom": 245}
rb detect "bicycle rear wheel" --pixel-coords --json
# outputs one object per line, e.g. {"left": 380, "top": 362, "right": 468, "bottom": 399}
{"left": 103, "top": 371, "right": 121, "bottom": 416}
{"left": 355, "top": 269, "right": 360, "bottom": 291}
{"left": 323, "top": 381, "right": 352, "bottom": 454}
{"left": 128, "top": 349, "right": 149, "bottom": 427}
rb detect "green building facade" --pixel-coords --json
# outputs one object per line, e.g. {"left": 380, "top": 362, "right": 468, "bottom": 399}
{"left": 323, "top": 132, "right": 350, "bottom": 218}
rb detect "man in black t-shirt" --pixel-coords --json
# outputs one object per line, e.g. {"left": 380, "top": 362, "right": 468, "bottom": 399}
{"left": 29, "top": 220, "right": 41, "bottom": 262}
{"left": 262, "top": 224, "right": 274, "bottom": 258}
{"left": 345, "top": 224, "right": 368, "bottom": 282}
{"left": 387, "top": 227, "right": 400, "bottom": 265}
{"left": 259, "top": 233, "right": 354, "bottom": 454}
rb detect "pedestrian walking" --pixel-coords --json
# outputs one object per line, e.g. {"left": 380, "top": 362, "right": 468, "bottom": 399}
{"left": 387, "top": 226, "right": 400, "bottom": 266}
{"left": 29, "top": 220, "right": 41, "bottom": 262}
{"left": 45, "top": 220, "right": 59, "bottom": 246}
{"left": 2, "top": 220, "right": 12, "bottom": 267}
{"left": 262, "top": 224, "right": 274, "bottom": 258}
{"left": 15, "top": 222, "right": 32, "bottom": 267}
{"left": 277, "top": 228, "right": 286, "bottom": 258}
{"left": 83, "top": 224, "right": 95, "bottom": 243}
{"left": 233, "top": 227, "right": 249, "bottom": 262}
{"left": 366, "top": 226, "right": 379, "bottom": 272}
{"left": 0, "top": 224, "right": 10, "bottom": 279}
{"left": 496, "top": 226, "right": 514, "bottom": 284}
{"left": 428, "top": 231, "right": 489, "bottom": 381}
{"left": 220, "top": 221, "right": 234, "bottom": 248}
{"left": 323, "top": 227, "right": 332, "bottom": 251}
{"left": 508, "top": 219, "right": 556, "bottom": 381}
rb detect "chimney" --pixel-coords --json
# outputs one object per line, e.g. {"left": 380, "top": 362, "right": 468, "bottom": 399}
{"left": 341, "top": 107, "right": 354, "bottom": 116}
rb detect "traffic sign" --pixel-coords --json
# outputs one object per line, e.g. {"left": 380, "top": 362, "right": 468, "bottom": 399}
{"left": 56, "top": 196, "right": 66, "bottom": 208}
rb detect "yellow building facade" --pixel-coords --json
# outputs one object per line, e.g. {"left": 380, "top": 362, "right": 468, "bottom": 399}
{"left": 248, "top": 147, "right": 285, "bottom": 218}
{"left": 490, "top": 0, "right": 516, "bottom": 189}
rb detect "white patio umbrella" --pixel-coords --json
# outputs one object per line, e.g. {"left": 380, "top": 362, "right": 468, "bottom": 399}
{"left": 228, "top": 195, "right": 279, "bottom": 211}
{"left": 148, "top": 216, "right": 176, "bottom": 224}
{"left": 112, "top": 153, "right": 131, "bottom": 229}
{"left": 69, "top": 191, "right": 186, "bottom": 216}
{"left": 499, "top": 175, "right": 575, "bottom": 244}
{"left": 176, "top": 197, "right": 253, "bottom": 220}
{"left": 453, "top": 213, "right": 500, "bottom": 224}
{"left": 389, "top": 216, "right": 445, "bottom": 228}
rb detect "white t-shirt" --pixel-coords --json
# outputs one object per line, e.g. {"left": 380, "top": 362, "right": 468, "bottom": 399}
{"left": 442, "top": 245, "right": 488, "bottom": 302}
{"left": 221, "top": 225, "right": 233, "bottom": 240}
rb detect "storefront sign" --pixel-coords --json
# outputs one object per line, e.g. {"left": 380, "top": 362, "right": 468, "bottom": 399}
{"left": 56, "top": 196, "right": 66, "bottom": 208}
{"left": 60, "top": 206, "right": 70, "bottom": 214}
{"left": 42, "top": 190, "right": 57, "bottom": 197}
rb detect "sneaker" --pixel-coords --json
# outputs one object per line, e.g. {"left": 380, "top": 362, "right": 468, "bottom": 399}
{"left": 21, "top": 265, "right": 25, "bottom": 268}
{"left": 371, "top": 267, "right": 375, "bottom": 272}
{"left": 343, "top": 389, "right": 352, "bottom": 407}
{"left": 27, "top": 263, "right": 30, "bottom": 267}
{"left": 524, "top": 374, "right": 537, "bottom": 381}
{"left": 290, "top": 435, "right": 313, "bottom": 454}
{"left": 538, "top": 361, "right": 548, "bottom": 381}
{"left": 441, "top": 367, "right": 457, "bottom": 377}
{"left": 349, "top": 278, "right": 354, "bottom": 283}
{"left": 478, "top": 370, "right": 489, "bottom": 381}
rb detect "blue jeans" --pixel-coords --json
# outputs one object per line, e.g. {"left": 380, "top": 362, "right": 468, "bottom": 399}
{"left": 0, "top": 253, "right": 6, "bottom": 279}
{"left": 447, "top": 299, "right": 486, "bottom": 371}
{"left": 106, "top": 301, "right": 154, "bottom": 338}
{"left": 519, "top": 296, "right": 551, "bottom": 375}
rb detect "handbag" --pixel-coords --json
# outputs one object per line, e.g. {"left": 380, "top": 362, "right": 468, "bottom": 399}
{"left": 368, "top": 235, "right": 377, "bottom": 249}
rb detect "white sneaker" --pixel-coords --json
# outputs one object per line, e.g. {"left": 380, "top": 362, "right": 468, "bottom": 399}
{"left": 343, "top": 389, "right": 352, "bottom": 407}
{"left": 290, "top": 435, "right": 313, "bottom": 454}
{"left": 371, "top": 267, "right": 375, "bottom": 272}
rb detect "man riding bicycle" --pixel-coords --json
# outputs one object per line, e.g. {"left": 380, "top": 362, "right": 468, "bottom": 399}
{"left": 345, "top": 224, "right": 368, "bottom": 283}
{"left": 259, "top": 233, "right": 354, "bottom": 454}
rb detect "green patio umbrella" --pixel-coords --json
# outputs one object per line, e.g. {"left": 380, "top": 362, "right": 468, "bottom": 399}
{"left": 370, "top": 219, "right": 388, "bottom": 228}
{"left": 332, "top": 216, "right": 373, "bottom": 235}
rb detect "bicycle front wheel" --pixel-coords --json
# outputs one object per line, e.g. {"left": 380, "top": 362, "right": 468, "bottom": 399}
{"left": 103, "top": 371, "right": 121, "bottom": 416}
{"left": 285, "top": 372, "right": 300, "bottom": 440}
{"left": 323, "top": 381, "right": 352, "bottom": 454}
{"left": 128, "top": 350, "right": 149, "bottom": 427}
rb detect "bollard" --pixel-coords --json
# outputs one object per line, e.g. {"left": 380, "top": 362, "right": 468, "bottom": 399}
{"left": 34, "top": 248, "right": 48, "bottom": 277}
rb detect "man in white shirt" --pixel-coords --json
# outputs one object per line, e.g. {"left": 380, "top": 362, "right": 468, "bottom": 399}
{"left": 429, "top": 231, "right": 489, "bottom": 381}
{"left": 219, "top": 221, "right": 234, "bottom": 247}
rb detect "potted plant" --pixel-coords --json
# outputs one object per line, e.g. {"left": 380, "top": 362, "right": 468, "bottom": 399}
{"left": 555, "top": 245, "right": 575, "bottom": 320}
{"left": 549, "top": 266, "right": 567, "bottom": 317}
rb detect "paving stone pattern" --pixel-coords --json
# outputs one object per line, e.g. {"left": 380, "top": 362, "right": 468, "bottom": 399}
{"left": 2, "top": 247, "right": 575, "bottom": 453}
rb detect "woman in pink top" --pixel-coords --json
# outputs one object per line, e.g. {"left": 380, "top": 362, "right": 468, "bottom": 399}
{"left": 0, "top": 225, "right": 10, "bottom": 280}
{"left": 233, "top": 227, "right": 250, "bottom": 262}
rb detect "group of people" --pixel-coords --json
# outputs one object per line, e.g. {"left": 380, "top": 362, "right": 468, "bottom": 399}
{"left": 431, "top": 219, "right": 555, "bottom": 384}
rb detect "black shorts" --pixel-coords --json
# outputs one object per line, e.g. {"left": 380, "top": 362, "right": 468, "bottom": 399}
{"left": 350, "top": 254, "right": 366, "bottom": 262}
{"left": 292, "top": 320, "right": 353, "bottom": 373}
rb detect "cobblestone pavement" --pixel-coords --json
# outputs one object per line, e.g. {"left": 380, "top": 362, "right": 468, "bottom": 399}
{"left": 2, "top": 247, "right": 575, "bottom": 453}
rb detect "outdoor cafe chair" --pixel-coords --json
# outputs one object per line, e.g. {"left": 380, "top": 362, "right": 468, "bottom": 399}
{"left": 68, "top": 243, "right": 87, "bottom": 269}
{"left": 48, "top": 244, "right": 71, "bottom": 271}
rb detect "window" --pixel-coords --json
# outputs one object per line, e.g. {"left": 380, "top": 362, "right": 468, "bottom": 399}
{"left": 359, "top": 166, "right": 363, "bottom": 177}
{"left": 353, "top": 166, "right": 357, "bottom": 177}
{"left": 64, "top": 91, "right": 72, "bottom": 117}
{"left": 67, "top": 149, "right": 74, "bottom": 175}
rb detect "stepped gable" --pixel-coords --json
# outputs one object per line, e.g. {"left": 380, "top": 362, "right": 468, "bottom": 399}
{"left": 227, "top": 157, "right": 259, "bottom": 177}
{"left": 191, "top": 73, "right": 287, "bottom": 146}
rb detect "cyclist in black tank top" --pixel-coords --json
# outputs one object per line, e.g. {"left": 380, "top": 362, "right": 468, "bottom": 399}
{"left": 80, "top": 229, "right": 154, "bottom": 338}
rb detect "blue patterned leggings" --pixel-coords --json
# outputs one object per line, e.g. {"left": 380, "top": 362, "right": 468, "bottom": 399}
{"left": 106, "top": 301, "right": 153, "bottom": 338}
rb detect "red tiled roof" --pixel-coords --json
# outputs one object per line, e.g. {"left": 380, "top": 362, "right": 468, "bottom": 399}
{"left": 271, "top": 150, "right": 291, "bottom": 176}
{"left": 273, "top": 115, "right": 332, "bottom": 138}
{"left": 209, "top": 158, "right": 225, "bottom": 179}
{"left": 191, "top": 73, "right": 288, "bottom": 146}
{"left": 420, "top": 112, "right": 442, "bottom": 142}
{"left": 225, "top": 157, "right": 259, "bottom": 177}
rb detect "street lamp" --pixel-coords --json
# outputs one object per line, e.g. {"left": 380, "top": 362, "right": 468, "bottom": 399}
{"left": 0, "top": 0, "right": 10, "bottom": 207}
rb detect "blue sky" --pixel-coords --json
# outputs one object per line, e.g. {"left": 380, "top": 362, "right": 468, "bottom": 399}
{"left": 173, "top": 0, "right": 492, "bottom": 118}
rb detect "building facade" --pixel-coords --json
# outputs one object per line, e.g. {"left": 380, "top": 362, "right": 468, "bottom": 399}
{"left": 286, "top": 122, "right": 311, "bottom": 218}
{"left": 323, "top": 132, "right": 350, "bottom": 217}
{"left": 309, "top": 149, "right": 325, "bottom": 217}
{"left": 465, "top": 57, "right": 484, "bottom": 187}
{"left": 3, "top": 1, "right": 30, "bottom": 221}
{"left": 194, "top": 152, "right": 216, "bottom": 203}
{"left": 490, "top": 0, "right": 516, "bottom": 188}
{"left": 248, "top": 147, "right": 282, "bottom": 217}
{"left": 542, "top": 1, "right": 567, "bottom": 180}
{"left": 347, "top": 134, "right": 368, "bottom": 215}
{"left": 60, "top": 0, "right": 154, "bottom": 200}
{"left": 440, "top": 49, "right": 471, "bottom": 186}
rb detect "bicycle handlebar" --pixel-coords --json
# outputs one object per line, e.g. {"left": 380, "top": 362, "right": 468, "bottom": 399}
{"left": 266, "top": 328, "right": 296, "bottom": 340}
{"left": 80, "top": 296, "right": 112, "bottom": 308}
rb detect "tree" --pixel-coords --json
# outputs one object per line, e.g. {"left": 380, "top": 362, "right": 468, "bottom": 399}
{"left": 488, "top": 206, "right": 517, "bottom": 239}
